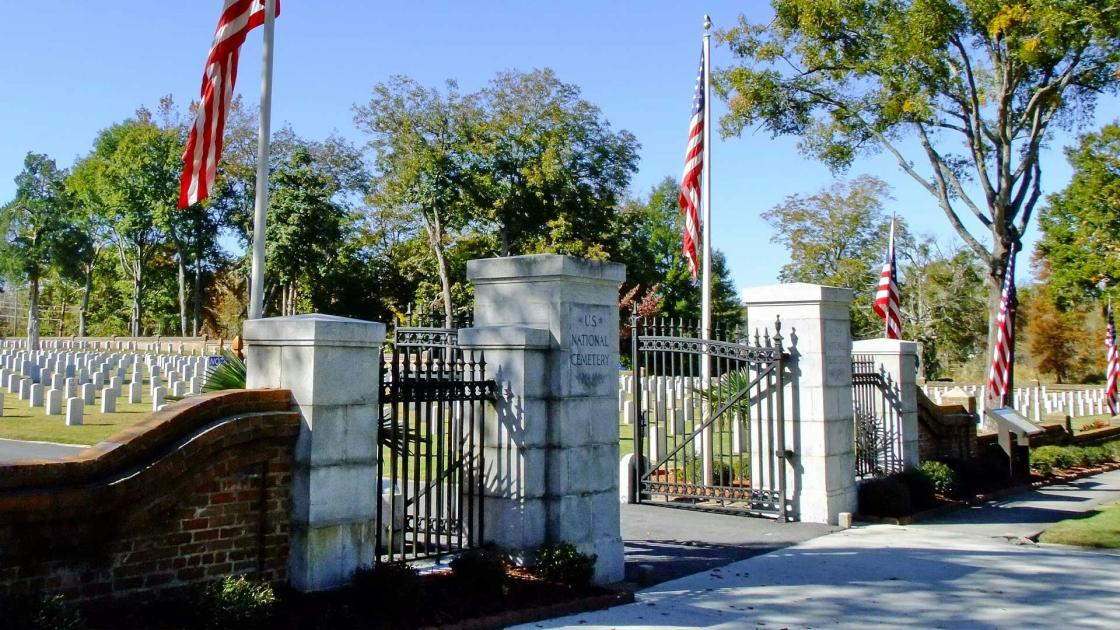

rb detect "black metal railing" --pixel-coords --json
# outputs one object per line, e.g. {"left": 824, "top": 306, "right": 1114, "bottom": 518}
{"left": 376, "top": 329, "right": 495, "bottom": 564}
{"left": 852, "top": 355, "right": 904, "bottom": 478}
{"left": 630, "top": 316, "right": 788, "bottom": 520}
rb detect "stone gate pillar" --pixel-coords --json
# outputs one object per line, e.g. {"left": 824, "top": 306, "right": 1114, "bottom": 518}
{"left": 852, "top": 338, "right": 920, "bottom": 470}
{"left": 243, "top": 314, "right": 385, "bottom": 592}
{"left": 744, "top": 284, "right": 857, "bottom": 525}
{"left": 458, "top": 254, "right": 625, "bottom": 584}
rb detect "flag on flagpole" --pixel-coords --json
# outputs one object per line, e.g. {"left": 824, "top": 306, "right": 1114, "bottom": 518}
{"left": 1106, "top": 299, "right": 1118, "bottom": 415}
{"left": 179, "top": 0, "right": 281, "bottom": 209}
{"left": 678, "top": 53, "right": 704, "bottom": 280}
{"left": 873, "top": 219, "right": 902, "bottom": 339}
{"left": 986, "top": 254, "right": 1017, "bottom": 405}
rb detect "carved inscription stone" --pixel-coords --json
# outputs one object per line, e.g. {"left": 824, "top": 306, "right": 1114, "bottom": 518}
{"left": 567, "top": 303, "right": 616, "bottom": 395}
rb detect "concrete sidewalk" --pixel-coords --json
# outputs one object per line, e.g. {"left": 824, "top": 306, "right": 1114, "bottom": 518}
{"left": 520, "top": 470, "right": 1120, "bottom": 629}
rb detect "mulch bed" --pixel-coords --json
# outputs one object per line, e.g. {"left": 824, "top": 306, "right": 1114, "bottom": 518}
{"left": 81, "top": 569, "right": 632, "bottom": 630}
{"left": 857, "top": 461, "right": 1120, "bottom": 526}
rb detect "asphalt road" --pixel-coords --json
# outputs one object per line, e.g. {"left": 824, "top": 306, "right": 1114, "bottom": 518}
{"left": 0, "top": 437, "right": 85, "bottom": 462}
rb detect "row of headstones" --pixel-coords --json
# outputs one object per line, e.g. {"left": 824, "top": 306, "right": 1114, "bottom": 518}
{"left": 2, "top": 338, "right": 212, "bottom": 356}
{"left": 0, "top": 347, "right": 213, "bottom": 424}
{"left": 617, "top": 373, "right": 716, "bottom": 425}
{"left": 923, "top": 384, "right": 1114, "bottom": 420}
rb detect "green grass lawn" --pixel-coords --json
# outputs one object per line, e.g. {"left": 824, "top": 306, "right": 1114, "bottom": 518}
{"left": 1038, "top": 501, "right": 1120, "bottom": 549}
{"left": 0, "top": 379, "right": 162, "bottom": 446}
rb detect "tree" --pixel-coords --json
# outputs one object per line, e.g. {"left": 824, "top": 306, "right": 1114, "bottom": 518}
{"left": 0, "top": 153, "right": 80, "bottom": 348}
{"left": 616, "top": 177, "right": 742, "bottom": 330}
{"left": 78, "top": 120, "right": 181, "bottom": 336}
{"left": 471, "top": 69, "right": 640, "bottom": 257}
{"left": 901, "top": 242, "right": 988, "bottom": 378}
{"left": 720, "top": 0, "right": 1120, "bottom": 356}
{"left": 1035, "top": 121, "right": 1120, "bottom": 308}
{"left": 355, "top": 77, "right": 477, "bottom": 327}
{"left": 762, "top": 175, "right": 908, "bottom": 338}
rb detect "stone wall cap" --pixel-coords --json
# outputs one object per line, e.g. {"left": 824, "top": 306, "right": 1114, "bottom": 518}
{"left": 458, "top": 325, "right": 551, "bottom": 349}
{"left": 467, "top": 254, "right": 626, "bottom": 284}
{"left": 742, "top": 283, "right": 854, "bottom": 306}
{"left": 852, "top": 338, "right": 920, "bottom": 354}
{"left": 243, "top": 314, "right": 386, "bottom": 347}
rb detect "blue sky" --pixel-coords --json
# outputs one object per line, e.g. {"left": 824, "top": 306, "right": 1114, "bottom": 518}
{"left": 1, "top": 1, "right": 1117, "bottom": 293}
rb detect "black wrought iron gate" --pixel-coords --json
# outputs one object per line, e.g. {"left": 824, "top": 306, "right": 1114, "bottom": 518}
{"left": 630, "top": 317, "right": 788, "bottom": 520}
{"left": 851, "top": 355, "right": 903, "bottom": 478}
{"left": 376, "top": 324, "right": 496, "bottom": 563}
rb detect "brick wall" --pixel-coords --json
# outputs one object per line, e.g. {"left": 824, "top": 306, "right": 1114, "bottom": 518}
{"left": 0, "top": 389, "right": 298, "bottom": 602}
{"left": 917, "top": 390, "right": 979, "bottom": 462}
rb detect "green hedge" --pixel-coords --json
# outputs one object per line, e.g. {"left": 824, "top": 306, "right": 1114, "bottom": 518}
{"left": 1030, "top": 440, "right": 1120, "bottom": 476}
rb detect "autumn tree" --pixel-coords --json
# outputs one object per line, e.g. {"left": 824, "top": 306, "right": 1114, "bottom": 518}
{"left": 720, "top": 0, "right": 1120, "bottom": 357}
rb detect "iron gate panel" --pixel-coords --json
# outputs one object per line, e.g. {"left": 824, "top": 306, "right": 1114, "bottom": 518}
{"left": 630, "top": 317, "right": 788, "bottom": 520}
{"left": 851, "top": 356, "right": 904, "bottom": 478}
{"left": 377, "top": 330, "right": 496, "bottom": 564}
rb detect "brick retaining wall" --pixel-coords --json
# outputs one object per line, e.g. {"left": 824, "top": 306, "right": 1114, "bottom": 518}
{"left": 0, "top": 389, "right": 298, "bottom": 602}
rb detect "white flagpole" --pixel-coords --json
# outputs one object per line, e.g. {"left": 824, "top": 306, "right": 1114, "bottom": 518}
{"left": 700, "top": 14, "right": 714, "bottom": 487}
{"left": 886, "top": 217, "right": 895, "bottom": 338}
{"left": 700, "top": 15, "right": 713, "bottom": 343}
{"left": 248, "top": 0, "right": 276, "bottom": 320}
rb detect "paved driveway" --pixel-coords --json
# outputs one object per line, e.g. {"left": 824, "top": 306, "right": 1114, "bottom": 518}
{"left": 0, "top": 438, "right": 85, "bottom": 462}
{"left": 522, "top": 471, "right": 1120, "bottom": 629}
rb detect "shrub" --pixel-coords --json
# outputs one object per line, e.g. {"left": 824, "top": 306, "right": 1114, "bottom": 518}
{"left": 199, "top": 575, "right": 277, "bottom": 630}
{"left": 0, "top": 593, "right": 83, "bottom": 630}
{"left": 858, "top": 475, "right": 912, "bottom": 517}
{"left": 1064, "top": 446, "right": 1089, "bottom": 468}
{"left": 450, "top": 548, "right": 509, "bottom": 596}
{"left": 1031, "top": 445, "right": 1066, "bottom": 475}
{"left": 681, "top": 458, "right": 745, "bottom": 486}
{"left": 896, "top": 468, "right": 937, "bottom": 510}
{"left": 1105, "top": 440, "right": 1120, "bottom": 462}
{"left": 1083, "top": 446, "right": 1111, "bottom": 467}
{"left": 352, "top": 562, "right": 421, "bottom": 603}
{"left": 918, "top": 460, "right": 958, "bottom": 497}
{"left": 534, "top": 542, "right": 598, "bottom": 588}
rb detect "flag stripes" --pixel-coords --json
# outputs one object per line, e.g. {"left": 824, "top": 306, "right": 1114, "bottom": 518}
{"left": 1106, "top": 299, "right": 1118, "bottom": 415}
{"left": 986, "top": 254, "right": 1017, "bottom": 405}
{"left": 678, "top": 53, "right": 704, "bottom": 279}
{"left": 179, "top": 0, "right": 280, "bottom": 209}
{"left": 873, "top": 219, "right": 902, "bottom": 339}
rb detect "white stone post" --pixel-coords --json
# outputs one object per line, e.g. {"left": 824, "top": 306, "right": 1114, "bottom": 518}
{"left": 243, "top": 314, "right": 385, "bottom": 592}
{"left": 459, "top": 254, "right": 625, "bottom": 584}
{"left": 851, "top": 338, "right": 920, "bottom": 470}
{"left": 744, "top": 283, "right": 857, "bottom": 525}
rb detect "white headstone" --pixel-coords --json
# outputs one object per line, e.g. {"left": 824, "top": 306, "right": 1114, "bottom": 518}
{"left": 101, "top": 390, "right": 117, "bottom": 413}
{"left": 45, "top": 388, "right": 62, "bottom": 415}
{"left": 29, "top": 383, "right": 43, "bottom": 407}
{"left": 65, "top": 397, "right": 83, "bottom": 426}
{"left": 171, "top": 380, "right": 185, "bottom": 397}
{"left": 81, "top": 382, "right": 96, "bottom": 405}
{"left": 152, "top": 386, "right": 166, "bottom": 411}
{"left": 129, "top": 381, "right": 142, "bottom": 404}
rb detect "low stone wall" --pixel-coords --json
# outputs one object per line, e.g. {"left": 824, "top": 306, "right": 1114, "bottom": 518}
{"left": 917, "top": 389, "right": 978, "bottom": 462}
{"left": 0, "top": 389, "right": 298, "bottom": 602}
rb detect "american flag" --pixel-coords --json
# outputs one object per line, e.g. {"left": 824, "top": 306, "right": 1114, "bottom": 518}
{"left": 1106, "top": 299, "right": 1118, "bottom": 415}
{"left": 986, "top": 254, "right": 1017, "bottom": 405}
{"left": 179, "top": 0, "right": 280, "bottom": 209}
{"left": 872, "top": 219, "right": 901, "bottom": 339}
{"left": 677, "top": 53, "right": 704, "bottom": 279}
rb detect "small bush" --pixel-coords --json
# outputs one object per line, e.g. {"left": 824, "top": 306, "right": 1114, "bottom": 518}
{"left": 1083, "top": 446, "right": 1111, "bottom": 467}
{"left": 858, "top": 475, "right": 912, "bottom": 517}
{"left": 450, "top": 548, "right": 509, "bottom": 596}
{"left": 199, "top": 575, "right": 277, "bottom": 630}
{"left": 1105, "top": 440, "right": 1120, "bottom": 462}
{"left": 918, "top": 460, "right": 959, "bottom": 497}
{"left": 896, "top": 468, "right": 937, "bottom": 510}
{"left": 0, "top": 593, "right": 83, "bottom": 630}
{"left": 681, "top": 458, "right": 745, "bottom": 486}
{"left": 1064, "top": 446, "right": 1089, "bottom": 468}
{"left": 1032, "top": 445, "right": 1068, "bottom": 475}
{"left": 533, "top": 542, "right": 597, "bottom": 588}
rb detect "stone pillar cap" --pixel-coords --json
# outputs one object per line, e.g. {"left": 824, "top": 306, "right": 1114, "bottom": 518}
{"left": 743, "top": 283, "right": 853, "bottom": 306}
{"left": 467, "top": 254, "right": 625, "bottom": 284}
{"left": 852, "top": 338, "right": 920, "bottom": 354}
{"left": 243, "top": 314, "right": 386, "bottom": 348}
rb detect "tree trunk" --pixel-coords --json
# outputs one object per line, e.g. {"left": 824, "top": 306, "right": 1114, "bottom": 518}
{"left": 27, "top": 272, "right": 40, "bottom": 350}
{"left": 177, "top": 253, "right": 188, "bottom": 336}
{"left": 192, "top": 257, "right": 202, "bottom": 336}
{"left": 78, "top": 263, "right": 93, "bottom": 337}
{"left": 131, "top": 266, "right": 143, "bottom": 337}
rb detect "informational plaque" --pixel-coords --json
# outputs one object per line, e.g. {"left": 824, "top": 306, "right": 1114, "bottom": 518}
{"left": 567, "top": 303, "right": 616, "bottom": 395}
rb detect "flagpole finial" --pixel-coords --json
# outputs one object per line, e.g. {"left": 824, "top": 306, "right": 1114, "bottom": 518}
{"left": 704, "top": 14, "right": 712, "bottom": 31}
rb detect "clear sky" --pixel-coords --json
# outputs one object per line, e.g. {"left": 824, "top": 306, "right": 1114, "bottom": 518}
{"left": 1, "top": 1, "right": 1117, "bottom": 293}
